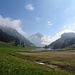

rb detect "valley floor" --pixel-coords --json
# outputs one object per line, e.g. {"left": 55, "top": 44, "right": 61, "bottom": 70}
{"left": 0, "top": 42, "right": 75, "bottom": 75}
{"left": 17, "top": 50, "right": 75, "bottom": 74}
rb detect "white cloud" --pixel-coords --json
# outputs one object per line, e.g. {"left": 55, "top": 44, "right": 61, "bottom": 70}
{"left": 41, "top": 35, "right": 51, "bottom": 45}
{"left": 25, "top": 4, "right": 34, "bottom": 11}
{"left": 36, "top": 17, "right": 43, "bottom": 22}
{"left": 41, "top": 29, "right": 75, "bottom": 45}
{"left": 41, "top": 16, "right": 75, "bottom": 45}
{"left": 47, "top": 21, "right": 53, "bottom": 26}
{"left": 0, "top": 15, "right": 26, "bottom": 36}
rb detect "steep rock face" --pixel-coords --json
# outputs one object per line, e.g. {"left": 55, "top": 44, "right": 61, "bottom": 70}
{"left": 0, "top": 26, "right": 34, "bottom": 46}
{"left": 28, "top": 32, "right": 44, "bottom": 47}
{"left": 48, "top": 33, "right": 75, "bottom": 49}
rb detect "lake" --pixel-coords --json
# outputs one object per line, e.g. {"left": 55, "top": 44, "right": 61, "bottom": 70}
{"left": 35, "top": 47, "right": 52, "bottom": 50}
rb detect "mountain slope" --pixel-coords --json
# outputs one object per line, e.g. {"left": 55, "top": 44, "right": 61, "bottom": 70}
{"left": 0, "top": 26, "right": 34, "bottom": 46}
{"left": 0, "top": 29, "right": 15, "bottom": 42}
{"left": 28, "top": 32, "right": 44, "bottom": 47}
{"left": 48, "top": 33, "right": 75, "bottom": 49}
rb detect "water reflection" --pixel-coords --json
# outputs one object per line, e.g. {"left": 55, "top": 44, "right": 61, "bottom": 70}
{"left": 35, "top": 47, "right": 51, "bottom": 50}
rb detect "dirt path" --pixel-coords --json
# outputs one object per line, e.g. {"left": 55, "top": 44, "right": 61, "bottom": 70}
{"left": 36, "top": 61, "right": 61, "bottom": 71}
{"left": 35, "top": 60, "right": 75, "bottom": 73}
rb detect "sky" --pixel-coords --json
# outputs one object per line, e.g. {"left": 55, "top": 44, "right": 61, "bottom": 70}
{"left": 0, "top": 0, "right": 75, "bottom": 45}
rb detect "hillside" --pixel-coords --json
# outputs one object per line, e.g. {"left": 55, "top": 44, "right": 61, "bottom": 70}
{"left": 0, "top": 26, "right": 34, "bottom": 46}
{"left": 0, "top": 29, "right": 15, "bottom": 42}
{"left": 48, "top": 32, "right": 75, "bottom": 49}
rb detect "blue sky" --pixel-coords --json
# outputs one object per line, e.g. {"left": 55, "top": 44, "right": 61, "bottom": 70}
{"left": 0, "top": 0, "right": 75, "bottom": 44}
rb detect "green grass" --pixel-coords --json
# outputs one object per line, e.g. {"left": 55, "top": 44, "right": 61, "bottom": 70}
{"left": 63, "top": 45, "right": 75, "bottom": 50}
{"left": 0, "top": 42, "right": 74, "bottom": 75}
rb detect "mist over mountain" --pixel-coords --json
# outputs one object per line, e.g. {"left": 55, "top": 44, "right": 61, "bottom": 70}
{"left": 0, "top": 29, "right": 15, "bottom": 42}
{"left": 48, "top": 32, "right": 75, "bottom": 49}
{"left": 28, "top": 32, "right": 45, "bottom": 47}
{"left": 0, "top": 26, "right": 34, "bottom": 46}
{"left": 61, "top": 33, "right": 75, "bottom": 39}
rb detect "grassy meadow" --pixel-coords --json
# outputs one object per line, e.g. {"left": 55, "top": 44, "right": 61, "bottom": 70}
{"left": 0, "top": 42, "right": 75, "bottom": 75}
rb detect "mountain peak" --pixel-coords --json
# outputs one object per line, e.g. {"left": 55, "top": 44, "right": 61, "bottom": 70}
{"left": 61, "top": 32, "right": 75, "bottom": 38}
{"left": 28, "top": 32, "right": 44, "bottom": 47}
{"left": 35, "top": 32, "right": 44, "bottom": 38}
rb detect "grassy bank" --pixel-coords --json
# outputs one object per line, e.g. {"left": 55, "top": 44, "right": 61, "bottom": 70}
{"left": 0, "top": 42, "right": 75, "bottom": 75}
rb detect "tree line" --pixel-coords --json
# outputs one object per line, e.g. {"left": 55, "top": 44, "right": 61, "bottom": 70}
{"left": 0, "top": 29, "right": 25, "bottom": 47}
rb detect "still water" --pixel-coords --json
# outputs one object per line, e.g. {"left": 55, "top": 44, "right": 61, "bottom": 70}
{"left": 35, "top": 47, "right": 52, "bottom": 50}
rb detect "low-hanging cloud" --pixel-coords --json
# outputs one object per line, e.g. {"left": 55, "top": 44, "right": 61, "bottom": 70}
{"left": 0, "top": 15, "right": 26, "bottom": 36}
{"left": 41, "top": 29, "right": 75, "bottom": 45}
{"left": 41, "top": 19, "right": 75, "bottom": 45}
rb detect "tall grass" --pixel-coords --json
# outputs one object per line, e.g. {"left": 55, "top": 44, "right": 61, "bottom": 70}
{"left": 0, "top": 42, "right": 74, "bottom": 75}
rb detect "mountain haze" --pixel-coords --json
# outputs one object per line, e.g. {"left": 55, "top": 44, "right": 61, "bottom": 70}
{"left": 48, "top": 32, "right": 75, "bottom": 49}
{"left": 0, "top": 26, "right": 34, "bottom": 46}
{"left": 28, "top": 33, "right": 44, "bottom": 47}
